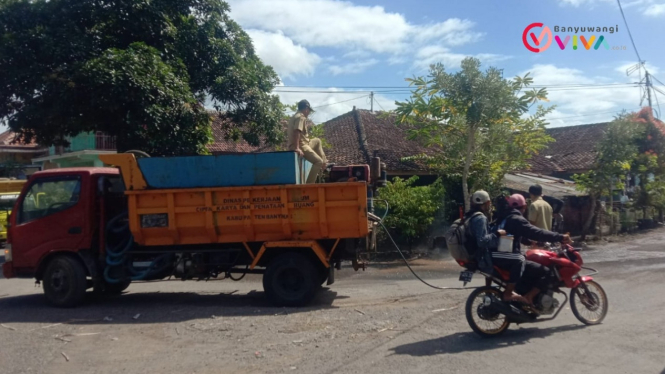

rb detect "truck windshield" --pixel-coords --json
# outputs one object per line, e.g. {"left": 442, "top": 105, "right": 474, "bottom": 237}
{"left": 19, "top": 177, "right": 81, "bottom": 224}
{"left": 0, "top": 194, "right": 19, "bottom": 211}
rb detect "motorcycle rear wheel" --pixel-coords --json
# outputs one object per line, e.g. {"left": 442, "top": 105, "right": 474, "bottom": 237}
{"left": 465, "top": 286, "right": 511, "bottom": 338}
{"left": 570, "top": 280, "right": 608, "bottom": 325}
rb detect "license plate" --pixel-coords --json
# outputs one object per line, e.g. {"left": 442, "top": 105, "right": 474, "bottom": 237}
{"left": 459, "top": 271, "right": 473, "bottom": 282}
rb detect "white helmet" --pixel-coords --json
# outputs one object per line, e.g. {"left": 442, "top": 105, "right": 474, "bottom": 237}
{"left": 471, "top": 190, "right": 491, "bottom": 205}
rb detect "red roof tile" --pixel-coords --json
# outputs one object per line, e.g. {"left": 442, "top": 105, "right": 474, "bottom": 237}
{"left": 0, "top": 130, "right": 45, "bottom": 149}
{"left": 206, "top": 113, "right": 284, "bottom": 154}
{"left": 323, "top": 109, "right": 435, "bottom": 171}
{"left": 207, "top": 109, "right": 436, "bottom": 171}
{"left": 528, "top": 123, "right": 610, "bottom": 173}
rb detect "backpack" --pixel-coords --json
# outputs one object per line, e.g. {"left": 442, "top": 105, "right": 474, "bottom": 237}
{"left": 445, "top": 211, "right": 484, "bottom": 262}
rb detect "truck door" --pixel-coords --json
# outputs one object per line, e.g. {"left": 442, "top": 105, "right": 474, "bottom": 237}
{"left": 11, "top": 175, "right": 88, "bottom": 268}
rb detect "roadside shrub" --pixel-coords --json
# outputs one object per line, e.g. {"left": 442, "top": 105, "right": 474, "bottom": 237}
{"left": 375, "top": 176, "right": 445, "bottom": 243}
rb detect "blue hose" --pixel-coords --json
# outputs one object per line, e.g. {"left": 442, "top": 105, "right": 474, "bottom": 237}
{"left": 103, "top": 212, "right": 173, "bottom": 284}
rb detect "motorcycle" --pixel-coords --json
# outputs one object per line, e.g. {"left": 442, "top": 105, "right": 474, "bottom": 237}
{"left": 457, "top": 243, "right": 608, "bottom": 337}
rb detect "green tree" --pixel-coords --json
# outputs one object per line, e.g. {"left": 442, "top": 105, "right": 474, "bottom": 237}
{"left": 376, "top": 176, "right": 445, "bottom": 243}
{"left": 628, "top": 108, "right": 665, "bottom": 212}
{"left": 395, "top": 58, "right": 553, "bottom": 210}
{"left": 573, "top": 114, "right": 643, "bottom": 235}
{"left": 0, "top": 0, "right": 282, "bottom": 156}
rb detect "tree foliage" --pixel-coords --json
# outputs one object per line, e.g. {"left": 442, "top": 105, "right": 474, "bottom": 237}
{"left": 0, "top": 0, "right": 282, "bottom": 155}
{"left": 573, "top": 114, "right": 641, "bottom": 196}
{"left": 394, "top": 58, "right": 553, "bottom": 210}
{"left": 572, "top": 114, "right": 643, "bottom": 234}
{"left": 376, "top": 176, "right": 445, "bottom": 241}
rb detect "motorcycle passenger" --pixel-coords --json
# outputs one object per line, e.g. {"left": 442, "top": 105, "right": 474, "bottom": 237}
{"left": 501, "top": 194, "right": 572, "bottom": 305}
{"left": 465, "top": 191, "right": 527, "bottom": 304}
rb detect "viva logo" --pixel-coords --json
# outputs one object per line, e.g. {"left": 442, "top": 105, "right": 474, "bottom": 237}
{"left": 523, "top": 23, "right": 610, "bottom": 53}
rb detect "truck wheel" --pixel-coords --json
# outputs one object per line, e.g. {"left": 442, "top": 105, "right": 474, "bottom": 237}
{"left": 43, "top": 256, "right": 87, "bottom": 308}
{"left": 104, "top": 280, "right": 131, "bottom": 295}
{"left": 316, "top": 264, "right": 328, "bottom": 286}
{"left": 263, "top": 253, "right": 318, "bottom": 307}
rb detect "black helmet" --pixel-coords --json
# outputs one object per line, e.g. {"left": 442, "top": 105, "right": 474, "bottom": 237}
{"left": 297, "top": 99, "right": 315, "bottom": 112}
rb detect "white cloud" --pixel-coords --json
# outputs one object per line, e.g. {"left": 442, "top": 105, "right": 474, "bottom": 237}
{"left": 229, "top": 0, "right": 495, "bottom": 78}
{"left": 520, "top": 64, "right": 643, "bottom": 127}
{"left": 229, "top": 0, "right": 482, "bottom": 53}
{"left": 274, "top": 88, "right": 397, "bottom": 123}
{"left": 229, "top": 0, "right": 411, "bottom": 53}
{"left": 246, "top": 29, "right": 321, "bottom": 80}
{"left": 644, "top": 3, "right": 665, "bottom": 15}
{"left": 414, "top": 46, "right": 511, "bottom": 71}
{"left": 328, "top": 59, "right": 379, "bottom": 75}
{"left": 412, "top": 19, "right": 483, "bottom": 46}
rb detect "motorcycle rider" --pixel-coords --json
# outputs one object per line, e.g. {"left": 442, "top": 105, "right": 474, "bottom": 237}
{"left": 500, "top": 194, "right": 572, "bottom": 305}
{"left": 465, "top": 191, "right": 528, "bottom": 304}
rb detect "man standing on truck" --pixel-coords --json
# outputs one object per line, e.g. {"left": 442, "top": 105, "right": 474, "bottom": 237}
{"left": 287, "top": 99, "right": 331, "bottom": 184}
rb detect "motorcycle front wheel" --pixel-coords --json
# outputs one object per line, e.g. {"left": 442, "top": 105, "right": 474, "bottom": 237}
{"left": 570, "top": 280, "right": 608, "bottom": 325}
{"left": 465, "top": 286, "right": 511, "bottom": 338}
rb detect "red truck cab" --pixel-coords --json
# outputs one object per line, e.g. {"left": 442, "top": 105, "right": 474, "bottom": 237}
{"left": 3, "top": 168, "right": 123, "bottom": 300}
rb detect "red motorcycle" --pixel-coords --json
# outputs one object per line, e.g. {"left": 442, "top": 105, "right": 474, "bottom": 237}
{"left": 457, "top": 243, "right": 608, "bottom": 337}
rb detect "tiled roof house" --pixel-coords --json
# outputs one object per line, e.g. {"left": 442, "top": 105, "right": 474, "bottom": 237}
{"left": 207, "top": 108, "right": 437, "bottom": 177}
{"left": 528, "top": 123, "right": 610, "bottom": 177}
{"left": 0, "top": 130, "right": 48, "bottom": 177}
{"left": 321, "top": 108, "right": 436, "bottom": 175}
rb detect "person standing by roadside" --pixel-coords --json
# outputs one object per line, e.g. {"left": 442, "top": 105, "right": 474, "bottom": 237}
{"left": 528, "top": 184, "right": 553, "bottom": 231}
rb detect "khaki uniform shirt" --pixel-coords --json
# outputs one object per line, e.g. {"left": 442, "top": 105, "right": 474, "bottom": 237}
{"left": 287, "top": 112, "right": 310, "bottom": 150}
{"left": 528, "top": 196, "right": 553, "bottom": 231}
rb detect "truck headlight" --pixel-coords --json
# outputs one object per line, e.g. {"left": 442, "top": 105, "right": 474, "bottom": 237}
{"left": 4, "top": 244, "right": 11, "bottom": 262}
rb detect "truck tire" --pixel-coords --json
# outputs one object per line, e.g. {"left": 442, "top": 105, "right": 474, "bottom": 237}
{"left": 263, "top": 253, "right": 318, "bottom": 307}
{"left": 316, "top": 264, "right": 328, "bottom": 286}
{"left": 42, "top": 256, "right": 87, "bottom": 308}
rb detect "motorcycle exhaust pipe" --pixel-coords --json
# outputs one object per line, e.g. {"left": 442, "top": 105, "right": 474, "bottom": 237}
{"left": 485, "top": 295, "right": 536, "bottom": 324}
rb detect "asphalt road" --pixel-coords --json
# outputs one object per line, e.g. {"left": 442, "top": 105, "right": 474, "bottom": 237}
{"left": 1, "top": 230, "right": 664, "bottom": 374}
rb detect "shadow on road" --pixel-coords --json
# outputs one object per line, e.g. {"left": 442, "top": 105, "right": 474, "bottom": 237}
{"left": 391, "top": 324, "right": 587, "bottom": 356}
{"left": 0, "top": 288, "right": 346, "bottom": 325}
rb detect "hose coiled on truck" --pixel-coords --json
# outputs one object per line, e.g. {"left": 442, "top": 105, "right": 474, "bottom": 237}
{"left": 103, "top": 212, "right": 173, "bottom": 284}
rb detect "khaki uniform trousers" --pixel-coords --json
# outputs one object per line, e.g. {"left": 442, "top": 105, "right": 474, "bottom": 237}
{"left": 301, "top": 138, "right": 327, "bottom": 184}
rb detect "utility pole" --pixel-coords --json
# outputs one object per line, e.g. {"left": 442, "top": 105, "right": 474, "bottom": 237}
{"left": 645, "top": 70, "right": 653, "bottom": 109}
{"left": 370, "top": 91, "right": 374, "bottom": 112}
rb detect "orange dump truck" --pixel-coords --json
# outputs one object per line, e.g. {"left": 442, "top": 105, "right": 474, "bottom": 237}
{"left": 3, "top": 152, "right": 385, "bottom": 307}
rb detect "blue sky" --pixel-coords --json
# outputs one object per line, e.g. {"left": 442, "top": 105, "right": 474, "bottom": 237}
{"left": 228, "top": 0, "right": 665, "bottom": 127}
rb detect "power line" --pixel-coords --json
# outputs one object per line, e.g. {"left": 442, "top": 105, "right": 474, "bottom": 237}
{"left": 273, "top": 82, "right": 638, "bottom": 90}
{"left": 374, "top": 97, "right": 388, "bottom": 112}
{"left": 651, "top": 75, "right": 665, "bottom": 87}
{"left": 547, "top": 107, "right": 642, "bottom": 121}
{"left": 617, "top": 0, "right": 643, "bottom": 63}
{"left": 653, "top": 86, "right": 665, "bottom": 97}
{"left": 311, "top": 94, "right": 369, "bottom": 109}
{"left": 273, "top": 84, "right": 639, "bottom": 95}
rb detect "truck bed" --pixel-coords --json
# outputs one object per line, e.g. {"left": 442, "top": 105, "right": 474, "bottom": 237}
{"left": 100, "top": 154, "right": 370, "bottom": 247}
{"left": 127, "top": 182, "right": 369, "bottom": 246}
